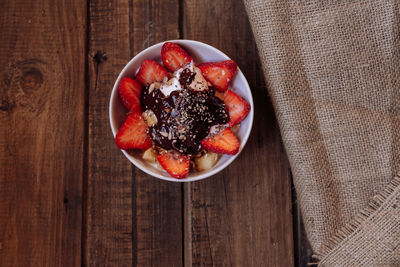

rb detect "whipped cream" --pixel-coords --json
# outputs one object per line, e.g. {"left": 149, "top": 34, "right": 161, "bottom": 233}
{"left": 159, "top": 73, "right": 182, "bottom": 96}
{"left": 158, "top": 61, "right": 209, "bottom": 97}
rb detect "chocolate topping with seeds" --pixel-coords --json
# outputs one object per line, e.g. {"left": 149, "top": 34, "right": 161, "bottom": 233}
{"left": 141, "top": 67, "right": 229, "bottom": 155}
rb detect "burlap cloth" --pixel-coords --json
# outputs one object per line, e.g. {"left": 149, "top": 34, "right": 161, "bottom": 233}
{"left": 243, "top": 0, "right": 400, "bottom": 266}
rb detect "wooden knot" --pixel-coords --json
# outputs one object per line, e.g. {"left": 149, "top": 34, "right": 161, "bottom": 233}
{"left": 20, "top": 68, "right": 43, "bottom": 94}
{"left": 93, "top": 51, "right": 107, "bottom": 64}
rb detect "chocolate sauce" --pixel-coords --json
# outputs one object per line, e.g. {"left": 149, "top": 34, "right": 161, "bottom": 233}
{"left": 141, "top": 69, "right": 229, "bottom": 155}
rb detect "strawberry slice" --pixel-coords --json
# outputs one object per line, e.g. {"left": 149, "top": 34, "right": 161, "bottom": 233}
{"left": 201, "top": 128, "right": 239, "bottom": 155}
{"left": 197, "top": 60, "right": 237, "bottom": 91}
{"left": 157, "top": 150, "right": 190, "bottom": 179}
{"left": 162, "top": 42, "right": 193, "bottom": 72}
{"left": 137, "top": 59, "right": 169, "bottom": 85}
{"left": 118, "top": 77, "right": 143, "bottom": 112}
{"left": 115, "top": 112, "right": 152, "bottom": 150}
{"left": 223, "top": 90, "right": 250, "bottom": 126}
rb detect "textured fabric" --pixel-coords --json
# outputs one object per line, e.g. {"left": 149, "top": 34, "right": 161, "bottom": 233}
{"left": 242, "top": 0, "right": 400, "bottom": 265}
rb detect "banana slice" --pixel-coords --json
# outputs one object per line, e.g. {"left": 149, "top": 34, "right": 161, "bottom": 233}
{"left": 195, "top": 152, "right": 219, "bottom": 171}
{"left": 142, "top": 147, "right": 158, "bottom": 163}
{"left": 142, "top": 109, "right": 157, "bottom": 127}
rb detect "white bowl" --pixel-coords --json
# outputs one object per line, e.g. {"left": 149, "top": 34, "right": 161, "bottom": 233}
{"left": 109, "top": 40, "right": 254, "bottom": 182}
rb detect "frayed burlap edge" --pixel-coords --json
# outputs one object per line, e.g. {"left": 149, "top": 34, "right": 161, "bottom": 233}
{"left": 315, "top": 174, "right": 400, "bottom": 266}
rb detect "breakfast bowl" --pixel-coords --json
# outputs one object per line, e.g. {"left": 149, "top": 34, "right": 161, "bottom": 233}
{"left": 109, "top": 40, "right": 254, "bottom": 182}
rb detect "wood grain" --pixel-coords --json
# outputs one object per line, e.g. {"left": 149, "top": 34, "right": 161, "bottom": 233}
{"left": 0, "top": 1, "right": 303, "bottom": 266}
{"left": 87, "top": 0, "right": 183, "bottom": 266}
{"left": 0, "top": 1, "right": 86, "bottom": 266}
{"left": 293, "top": 188, "right": 315, "bottom": 267}
{"left": 182, "top": 0, "right": 295, "bottom": 266}
{"left": 85, "top": 0, "right": 134, "bottom": 266}
{"left": 131, "top": 1, "right": 183, "bottom": 266}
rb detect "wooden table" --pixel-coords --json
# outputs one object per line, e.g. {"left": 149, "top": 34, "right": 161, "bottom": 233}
{"left": 1, "top": 0, "right": 312, "bottom": 266}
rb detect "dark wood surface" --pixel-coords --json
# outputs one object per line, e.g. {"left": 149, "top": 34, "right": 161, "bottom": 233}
{"left": 86, "top": 1, "right": 134, "bottom": 265}
{"left": 183, "top": 1, "right": 294, "bottom": 266}
{"left": 0, "top": 0, "right": 310, "bottom": 266}
{"left": 0, "top": 1, "right": 86, "bottom": 266}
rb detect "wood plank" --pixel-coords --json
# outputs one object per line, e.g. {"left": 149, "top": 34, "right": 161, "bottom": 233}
{"left": 0, "top": 1, "right": 86, "bottom": 266}
{"left": 85, "top": 0, "right": 134, "bottom": 266}
{"left": 131, "top": 1, "right": 183, "bottom": 266}
{"left": 182, "top": 0, "right": 295, "bottom": 266}
{"left": 86, "top": 0, "right": 183, "bottom": 266}
{"left": 292, "top": 187, "right": 314, "bottom": 267}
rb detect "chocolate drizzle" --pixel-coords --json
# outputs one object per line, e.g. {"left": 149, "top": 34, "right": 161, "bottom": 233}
{"left": 141, "top": 68, "right": 229, "bottom": 155}
{"left": 179, "top": 68, "right": 196, "bottom": 88}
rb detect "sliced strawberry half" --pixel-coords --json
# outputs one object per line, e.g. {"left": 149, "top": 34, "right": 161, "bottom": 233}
{"left": 115, "top": 112, "right": 152, "bottom": 150}
{"left": 201, "top": 128, "right": 239, "bottom": 155}
{"left": 162, "top": 42, "right": 193, "bottom": 72}
{"left": 223, "top": 90, "right": 250, "bottom": 126}
{"left": 118, "top": 77, "right": 143, "bottom": 112}
{"left": 157, "top": 150, "right": 190, "bottom": 179}
{"left": 136, "top": 59, "right": 169, "bottom": 85}
{"left": 197, "top": 60, "right": 237, "bottom": 91}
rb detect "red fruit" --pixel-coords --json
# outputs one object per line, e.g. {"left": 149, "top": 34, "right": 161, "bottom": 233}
{"left": 223, "top": 90, "right": 250, "bottom": 126}
{"left": 137, "top": 59, "right": 169, "bottom": 85}
{"left": 197, "top": 60, "right": 237, "bottom": 91}
{"left": 162, "top": 42, "right": 193, "bottom": 72}
{"left": 118, "top": 77, "right": 143, "bottom": 112}
{"left": 201, "top": 128, "right": 239, "bottom": 155}
{"left": 115, "top": 112, "right": 152, "bottom": 150}
{"left": 215, "top": 90, "right": 225, "bottom": 101}
{"left": 157, "top": 150, "right": 190, "bottom": 179}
